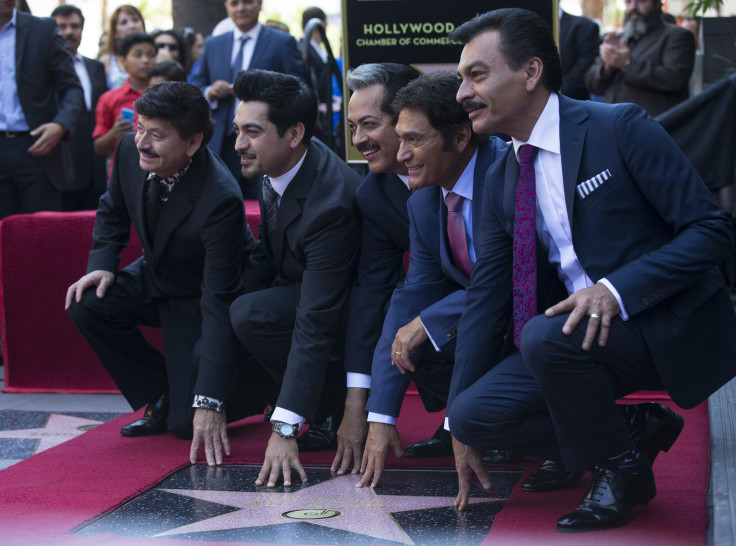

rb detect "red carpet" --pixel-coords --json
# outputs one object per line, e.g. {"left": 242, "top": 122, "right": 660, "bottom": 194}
{"left": 0, "top": 395, "right": 708, "bottom": 545}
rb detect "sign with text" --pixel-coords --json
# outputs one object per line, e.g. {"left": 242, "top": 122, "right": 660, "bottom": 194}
{"left": 341, "top": 0, "right": 558, "bottom": 161}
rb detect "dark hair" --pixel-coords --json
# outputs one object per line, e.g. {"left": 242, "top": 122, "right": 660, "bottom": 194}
{"left": 233, "top": 69, "right": 317, "bottom": 144}
{"left": 393, "top": 72, "right": 474, "bottom": 150}
{"left": 150, "top": 29, "right": 187, "bottom": 68}
{"left": 346, "top": 63, "right": 419, "bottom": 119}
{"left": 119, "top": 32, "right": 156, "bottom": 58}
{"left": 302, "top": 6, "right": 326, "bottom": 30}
{"left": 51, "top": 4, "right": 84, "bottom": 26}
{"left": 134, "top": 82, "right": 214, "bottom": 147}
{"left": 149, "top": 60, "right": 187, "bottom": 83}
{"left": 450, "top": 8, "right": 562, "bottom": 93}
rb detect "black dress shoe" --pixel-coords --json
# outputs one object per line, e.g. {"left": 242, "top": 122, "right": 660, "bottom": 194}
{"left": 522, "top": 460, "right": 583, "bottom": 492}
{"left": 297, "top": 414, "right": 338, "bottom": 452}
{"left": 556, "top": 465, "right": 656, "bottom": 533}
{"left": 405, "top": 426, "right": 452, "bottom": 457}
{"left": 482, "top": 449, "right": 524, "bottom": 465}
{"left": 121, "top": 392, "right": 169, "bottom": 437}
{"left": 635, "top": 403, "right": 685, "bottom": 465}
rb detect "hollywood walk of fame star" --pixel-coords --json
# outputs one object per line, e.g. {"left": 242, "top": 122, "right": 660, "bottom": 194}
{"left": 155, "top": 473, "right": 503, "bottom": 544}
{"left": 0, "top": 413, "right": 102, "bottom": 453}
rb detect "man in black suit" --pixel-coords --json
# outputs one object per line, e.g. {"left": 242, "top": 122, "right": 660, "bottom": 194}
{"left": 448, "top": 8, "right": 736, "bottom": 532}
{"left": 559, "top": 10, "right": 599, "bottom": 100}
{"left": 51, "top": 4, "right": 108, "bottom": 211}
{"left": 66, "top": 83, "right": 257, "bottom": 466}
{"left": 229, "top": 70, "right": 361, "bottom": 487}
{"left": 0, "top": 0, "right": 83, "bottom": 219}
{"left": 328, "top": 62, "right": 419, "bottom": 471}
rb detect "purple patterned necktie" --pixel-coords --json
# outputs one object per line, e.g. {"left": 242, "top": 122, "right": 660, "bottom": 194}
{"left": 446, "top": 192, "right": 473, "bottom": 279}
{"left": 513, "top": 144, "right": 539, "bottom": 349}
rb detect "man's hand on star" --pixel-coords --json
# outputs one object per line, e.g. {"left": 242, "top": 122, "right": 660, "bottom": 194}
{"left": 256, "top": 433, "right": 308, "bottom": 488}
{"left": 452, "top": 435, "right": 491, "bottom": 511}
{"left": 190, "top": 408, "right": 230, "bottom": 466}
{"left": 357, "top": 422, "right": 404, "bottom": 489}
{"left": 331, "top": 387, "right": 369, "bottom": 475}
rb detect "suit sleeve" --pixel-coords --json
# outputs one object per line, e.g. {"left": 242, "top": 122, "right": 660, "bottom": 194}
{"left": 276, "top": 202, "right": 360, "bottom": 418}
{"left": 194, "top": 195, "right": 250, "bottom": 399}
{"left": 447, "top": 167, "right": 513, "bottom": 414}
{"left": 584, "top": 55, "right": 613, "bottom": 97}
{"left": 280, "top": 34, "right": 305, "bottom": 80}
{"left": 47, "top": 23, "right": 83, "bottom": 133}
{"left": 602, "top": 105, "right": 733, "bottom": 315}
{"left": 86, "top": 135, "right": 134, "bottom": 273}
{"left": 623, "top": 28, "right": 694, "bottom": 94}
{"left": 343, "top": 188, "right": 407, "bottom": 375}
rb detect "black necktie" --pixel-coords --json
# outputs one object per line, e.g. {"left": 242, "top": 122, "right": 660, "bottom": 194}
{"left": 146, "top": 176, "right": 164, "bottom": 242}
{"left": 262, "top": 176, "right": 279, "bottom": 241}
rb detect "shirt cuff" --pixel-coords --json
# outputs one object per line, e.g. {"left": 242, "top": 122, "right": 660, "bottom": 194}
{"left": 204, "top": 86, "right": 218, "bottom": 110}
{"left": 367, "top": 412, "right": 396, "bottom": 425}
{"left": 192, "top": 394, "right": 224, "bottom": 413}
{"left": 420, "top": 317, "right": 441, "bottom": 352}
{"left": 444, "top": 416, "right": 450, "bottom": 432}
{"left": 271, "top": 407, "right": 305, "bottom": 428}
{"left": 598, "top": 278, "right": 629, "bottom": 320}
{"left": 347, "top": 372, "right": 372, "bottom": 389}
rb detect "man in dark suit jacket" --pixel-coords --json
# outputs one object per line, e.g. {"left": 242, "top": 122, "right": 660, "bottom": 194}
{"left": 584, "top": 0, "right": 694, "bottom": 116}
{"left": 356, "top": 73, "right": 508, "bottom": 488}
{"left": 559, "top": 10, "right": 599, "bottom": 100}
{"left": 52, "top": 4, "right": 108, "bottom": 210}
{"left": 228, "top": 70, "right": 361, "bottom": 488}
{"left": 192, "top": 0, "right": 303, "bottom": 199}
{"left": 327, "top": 62, "right": 419, "bottom": 472}
{"left": 0, "top": 0, "right": 83, "bottom": 219}
{"left": 449, "top": 9, "right": 736, "bottom": 532}
{"left": 66, "top": 83, "right": 257, "bottom": 466}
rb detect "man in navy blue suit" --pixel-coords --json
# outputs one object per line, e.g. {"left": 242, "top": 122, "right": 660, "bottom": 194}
{"left": 355, "top": 72, "right": 508, "bottom": 488}
{"left": 192, "top": 0, "right": 303, "bottom": 199}
{"left": 447, "top": 8, "right": 736, "bottom": 532}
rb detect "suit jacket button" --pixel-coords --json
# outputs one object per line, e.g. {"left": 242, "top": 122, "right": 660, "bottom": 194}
{"left": 446, "top": 331, "right": 452, "bottom": 338}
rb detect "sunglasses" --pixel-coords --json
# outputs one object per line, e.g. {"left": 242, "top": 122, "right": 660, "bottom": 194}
{"left": 156, "top": 43, "right": 179, "bottom": 51}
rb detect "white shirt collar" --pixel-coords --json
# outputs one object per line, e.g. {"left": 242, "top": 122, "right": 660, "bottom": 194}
{"left": 512, "top": 92, "right": 560, "bottom": 159}
{"left": 442, "top": 148, "right": 478, "bottom": 202}
{"left": 233, "top": 22, "right": 261, "bottom": 44}
{"left": 396, "top": 173, "right": 410, "bottom": 190}
{"left": 268, "top": 149, "right": 308, "bottom": 198}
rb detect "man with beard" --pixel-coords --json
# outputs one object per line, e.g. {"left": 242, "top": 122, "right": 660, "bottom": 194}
{"left": 585, "top": 0, "right": 694, "bottom": 116}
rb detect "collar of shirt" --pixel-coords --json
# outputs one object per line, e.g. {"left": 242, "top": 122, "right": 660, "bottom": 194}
{"left": 441, "top": 147, "right": 478, "bottom": 204}
{"left": 232, "top": 23, "right": 261, "bottom": 63}
{"left": 147, "top": 157, "right": 192, "bottom": 202}
{"left": 268, "top": 149, "right": 308, "bottom": 206}
{"left": 310, "top": 39, "right": 328, "bottom": 62}
{"left": 511, "top": 92, "right": 560, "bottom": 158}
{"left": 397, "top": 173, "right": 410, "bottom": 190}
{"left": 73, "top": 53, "right": 93, "bottom": 111}
{"left": 1, "top": 8, "right": 16, "bottom": 31}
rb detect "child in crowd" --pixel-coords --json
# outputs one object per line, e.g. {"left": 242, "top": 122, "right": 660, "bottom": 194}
{"left": 148, "top": 60, "right": 187, "bottom": 86}
{"left": 93, "top": 33, "right": 156, "bottom": 178}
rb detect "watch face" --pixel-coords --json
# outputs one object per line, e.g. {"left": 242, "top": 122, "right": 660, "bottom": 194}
{"left": 280, "top": 423, "right": 296, "bottom": 437}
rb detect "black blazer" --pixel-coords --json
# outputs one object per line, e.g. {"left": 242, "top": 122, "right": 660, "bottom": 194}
{"left": 14, "top": 11, "right": 83, "bottom": 190}
{"left": 344, "top": 172, "right": 411, "bottom": 376}
{"left": 87, "top": 133, "right": 254, "bottom": 399}
{"left": 68, "top": 56, "right": 108, "bottom": 193}
{"left": 244, "top": 138, "right": 362, "bottom": 418}
{"left": 560, "top": 11, "right": 600, "bottom": 100}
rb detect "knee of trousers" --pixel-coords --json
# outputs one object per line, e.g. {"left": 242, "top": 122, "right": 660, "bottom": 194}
{"left": 448, "top": 391, "right": 513, "bottom": 449}
{"left": 229, "top": 295, "right": 262, "bottom": 346}
{"left": 66, "top": 289, "right": 105, "bottom": 328}
{"left": 518, "top": 313, "right": 572, "bottom": 378}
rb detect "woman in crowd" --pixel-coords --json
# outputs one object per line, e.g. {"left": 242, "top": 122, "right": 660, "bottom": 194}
{"left": 99, "top": 5, "right": 146, "bottom": 89}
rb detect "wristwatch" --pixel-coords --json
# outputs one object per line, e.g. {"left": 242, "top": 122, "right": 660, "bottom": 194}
{"left": 272, "top": 421, "right": 298, "bottom": 439}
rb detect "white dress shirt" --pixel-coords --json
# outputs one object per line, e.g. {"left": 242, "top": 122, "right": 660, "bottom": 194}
{"left": 73, "top": 54, "right": 93, "bottom": 111}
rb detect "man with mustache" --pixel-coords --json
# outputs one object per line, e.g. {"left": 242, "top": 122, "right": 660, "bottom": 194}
{"left": 67, "top": 83, "right": 259, "bottom": 465}
{"left": 51, "top": 4, "right": 107, "bottom": 211}
{"left": 356, "top": 72, "right": 508, "bottom": 489}
{"left": 585, "top": 0, "right": 694, "bottom": 116}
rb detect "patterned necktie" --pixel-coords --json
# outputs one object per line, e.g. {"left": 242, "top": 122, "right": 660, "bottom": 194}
{"left": 512, "top": 144, "right": 539, "bottom": 349}
{"left": 445, "top": 192, "right": 472, "bottom": 278}
{"left": 146, "top": 175, "right": 164, "bottom": 242}
{"left": 262, "top": 176, "right": 279, "bottom": 241}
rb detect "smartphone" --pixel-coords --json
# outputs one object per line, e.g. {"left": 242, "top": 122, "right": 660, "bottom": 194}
{"left": 121, "top": 108, "right": 134, "bottom": 123}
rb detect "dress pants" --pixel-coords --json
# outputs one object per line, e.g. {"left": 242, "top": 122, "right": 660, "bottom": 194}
{"left": 230, "top": 282, "right": 346, "bottom": 421}
{"left": 0, "top": 135, "right": 62, "bottom": 219}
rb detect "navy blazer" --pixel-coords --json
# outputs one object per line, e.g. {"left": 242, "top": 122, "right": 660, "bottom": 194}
{"left": 366, "top": 137, "right": 509, "bottom": 418}
{"left": 14, "top": 11, "right": 83, "bottom": 191}
{"left": 449, "top": 95, "right": 736, "bottom": 414}
{"left": 344, "top": 172, "right": 411, "bottom": 376}
{"left": 193, "top": 26, "right": 304, "bottom": 156}
{"left": 88, "top": 134, "right": 254, "bottom": 399}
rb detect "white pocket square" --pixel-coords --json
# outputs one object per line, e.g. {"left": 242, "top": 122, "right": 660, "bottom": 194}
{"left": 576, "top": 169, "right": 612, "bottom": 199}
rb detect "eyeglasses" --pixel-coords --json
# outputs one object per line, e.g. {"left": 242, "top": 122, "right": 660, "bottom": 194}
{"left": 156, "top": 43, "right": 179, "bottom": 51}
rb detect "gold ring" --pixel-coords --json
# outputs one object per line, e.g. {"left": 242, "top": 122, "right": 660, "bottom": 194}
{"left": 589, "top": 313, "right": 600, "bottom": 320}
{"left": 395, "top": 351, "right": 402, "bottom": 355}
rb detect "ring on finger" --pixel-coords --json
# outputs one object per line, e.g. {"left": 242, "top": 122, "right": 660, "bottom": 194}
{"left": 395, "top": 351, "right": 402, "bottom": 355}
{"left": 589, "top": 313, "right": 600, "bottom": 320}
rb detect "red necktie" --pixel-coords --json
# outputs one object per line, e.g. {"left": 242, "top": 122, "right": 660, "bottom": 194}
{"left": 513, "top": 144, "right": 539, "bottom": 349}
{"left": 446, "top": 192, "right": 473, "bottom": 278}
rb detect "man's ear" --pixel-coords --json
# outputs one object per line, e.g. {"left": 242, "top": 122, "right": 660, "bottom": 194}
{"left": 186, "top": 132, "right": 204, "bottom": 157}
{"left": 288, "top": 122, "right": 306, "bottom": 149}
{"left": 525, "top": 57, "right": 544, "bottom": 92}
{"left": 455, "top": 124, "right": 472, "bottom": 153}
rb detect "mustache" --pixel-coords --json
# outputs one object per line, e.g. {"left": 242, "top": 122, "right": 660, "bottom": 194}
{"left": 356, "top": 141, "right": 379, "bottom": 153}
{"left": 238, "top": 151, "right": 256, "bottom": 159}
{"left": 138, "top": 149, "right": 160, "bottom": 158}
{"left": 463, "top": 101, "right": 486, "bottom": 112}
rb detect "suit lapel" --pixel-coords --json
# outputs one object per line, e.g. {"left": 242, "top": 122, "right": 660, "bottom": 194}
{"left": 272, "top": 141, "right": 317, "bottom": 268}
{"left": 558, "top": 95, "right": 588, "bottom": 223}
{"left": 14, "top": 12, "right": 28, "bottom": 71}
{"left": 249, "top": 27, "right": 271, "bottom": 70}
